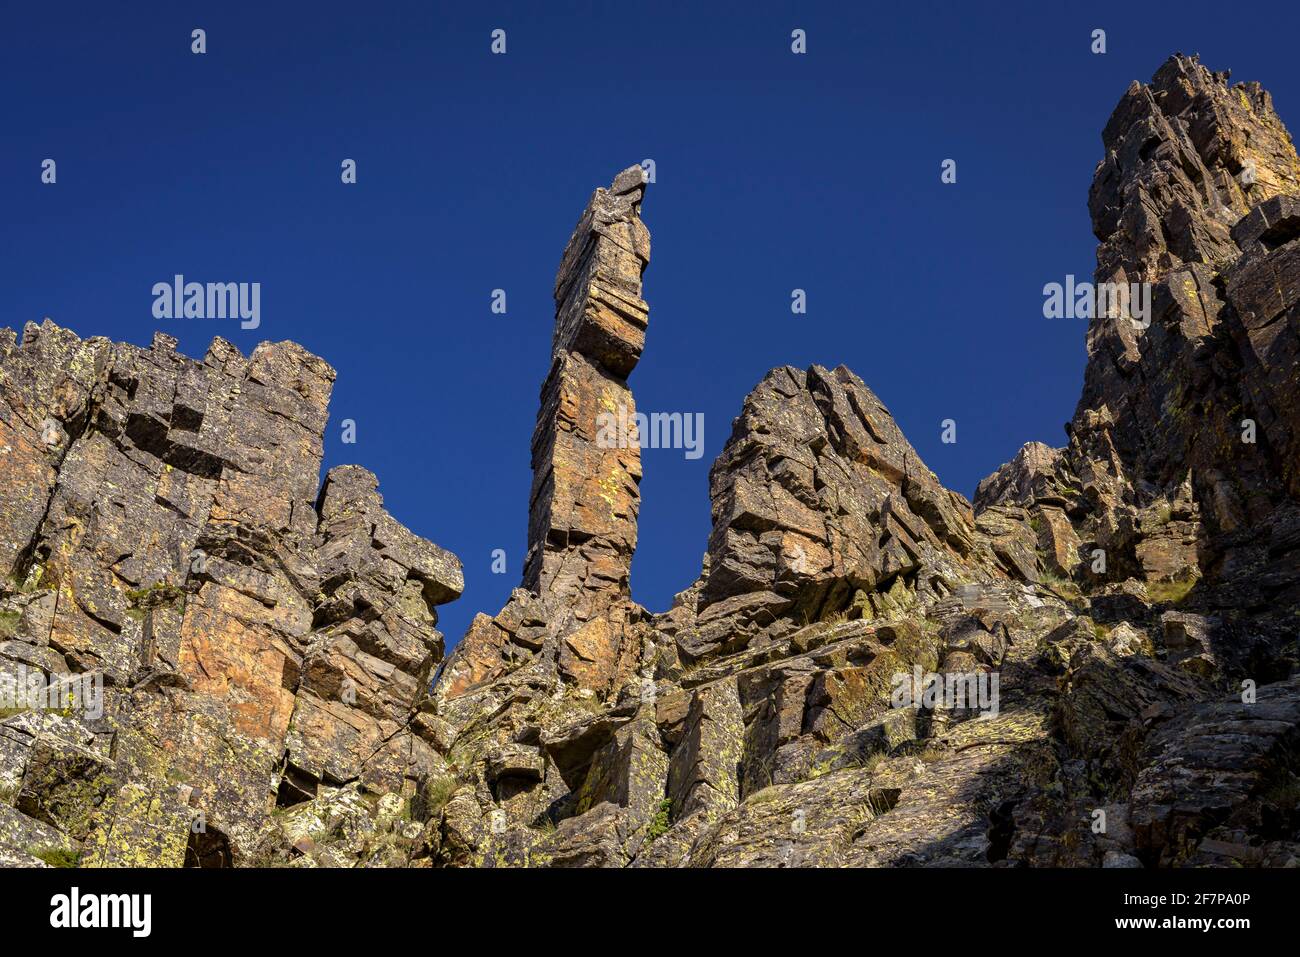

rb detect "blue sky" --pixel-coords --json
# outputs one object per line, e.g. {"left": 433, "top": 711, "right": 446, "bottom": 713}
{"left": 5, "top": 1, "right": 1299, "bottom": 646}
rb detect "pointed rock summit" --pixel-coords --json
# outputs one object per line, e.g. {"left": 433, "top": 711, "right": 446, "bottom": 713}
{"left": 435, "top": 167, "right": 656, "bottom": 707}
{"left": 987, "top": 53, "right": 1300, "bottom": 611}
{"left": 525, "top": 164, "right": 652, "bottom": 615}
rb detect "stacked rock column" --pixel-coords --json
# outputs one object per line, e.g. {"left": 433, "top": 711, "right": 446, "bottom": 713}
{"left": 523, "top": 166, "right": 651, "bottom": 623}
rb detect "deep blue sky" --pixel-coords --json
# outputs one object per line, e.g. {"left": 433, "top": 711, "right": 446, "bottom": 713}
{"left": 5, "top": 1, "right": 1300, "bottom": 646}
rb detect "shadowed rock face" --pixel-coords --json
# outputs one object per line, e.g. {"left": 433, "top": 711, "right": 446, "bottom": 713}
{"left": 985, "top": 54, "right": 1300, "bottom": 614}
{"left": 5, "top": 55, "right": 1300, "bottom": 870}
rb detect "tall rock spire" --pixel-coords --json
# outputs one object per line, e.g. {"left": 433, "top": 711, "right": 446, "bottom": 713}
{"left": 435, "top": 167, "right": 653, "bottom": 705}
{"left": 523, "top": 165, "right": 651, "bottom": 620}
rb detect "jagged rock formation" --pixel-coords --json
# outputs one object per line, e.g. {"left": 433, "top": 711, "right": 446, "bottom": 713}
{"left": 980, "top": 53, "right": 1300, "bottom": 640}
{"left": 525, "top": 164, "right": 651, "bottom": 614}
{"left": 4, "top": 54, "right": 1300, "bottom": 869}
{"left": 679, "top": 363, "right": 1006, "bottom": 656}
{"left": 420, "top": 57, "right": 1300, "bottom": 869}
{"left": 435, "top": 167, "right": 655, "bottom": 707}
{"left": 0, "top": 323, "right": 461, "bottom": 866}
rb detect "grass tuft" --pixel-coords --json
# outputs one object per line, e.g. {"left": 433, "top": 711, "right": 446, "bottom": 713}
{"left": 645, "top": 799, "right": 673, "bottom": 842}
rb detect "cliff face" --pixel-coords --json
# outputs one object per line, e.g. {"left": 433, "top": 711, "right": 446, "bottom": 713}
{"left": 4, "top": 54, "right": 1300, "bottom": 869}
{"left": 0, "top": 325, "right": 461, "bottom": 866}
{"left": 979, "top": 54, "right": 1300, "bottom": 632}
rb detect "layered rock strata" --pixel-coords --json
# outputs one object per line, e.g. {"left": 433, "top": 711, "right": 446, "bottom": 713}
{"left": 524, "top": 165, "right": 651, "bottom": 617}
{"left": 0, "top": 323, "right": 462, "bottom": 866}
{"left": 436, "top": 167, "right": 654, "bottom": 708}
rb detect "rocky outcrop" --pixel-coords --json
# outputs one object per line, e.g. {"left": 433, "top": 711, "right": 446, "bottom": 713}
{"left": 5, "top": 53, "right": 1300, "bottom": 870}
{"left": 435, "top": 166, "right": 655, "bottom": 709}
{"left": 525, "top": 165, "right": 651, "bottom": 618}
{"left": 417, "top": 57, "right": 1300, "bottom": 870}
{"left": 0, "top": 323, "right": 461, "bottom": 866}
{"left": 673, "top": 362, "right": 1003, "bottom": 660}
{"left": 983, "top": 54, "right": 1300, "bottom": 622}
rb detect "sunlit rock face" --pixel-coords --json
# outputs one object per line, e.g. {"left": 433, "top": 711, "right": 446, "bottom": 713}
{"left": 0, "top": 322, "right": 461, "bottom": 866}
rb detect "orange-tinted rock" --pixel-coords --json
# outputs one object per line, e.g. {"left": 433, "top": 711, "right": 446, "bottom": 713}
{"left": 0, "top": 322, "right": 462, "bottom": 865}
{"left": 524, "top": 166, "right": 651, "bottom": 617}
